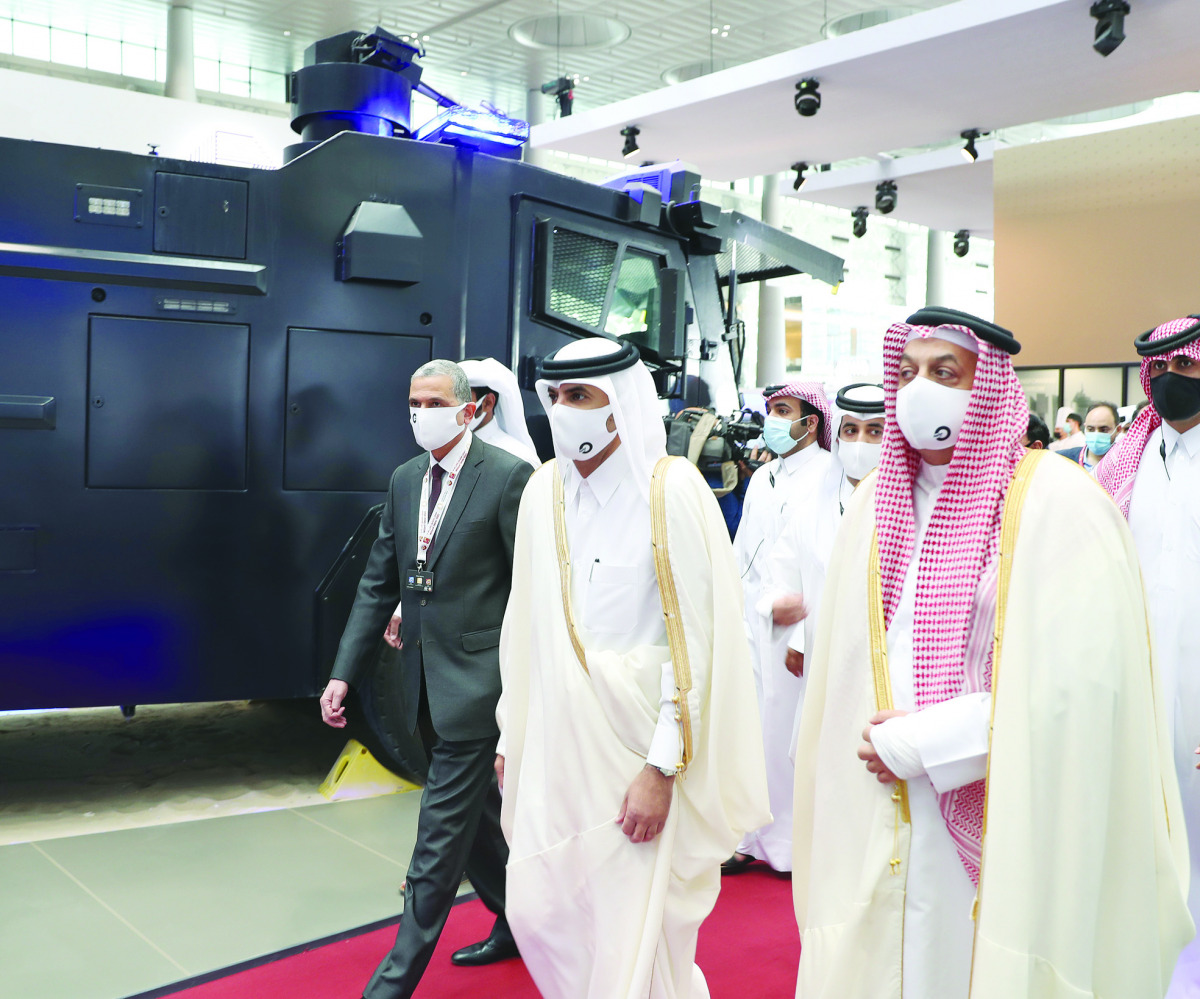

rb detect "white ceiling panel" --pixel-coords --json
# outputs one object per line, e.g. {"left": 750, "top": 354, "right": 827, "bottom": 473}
{"left": 530, "top": 0, "right": 1200, "bottom": 179}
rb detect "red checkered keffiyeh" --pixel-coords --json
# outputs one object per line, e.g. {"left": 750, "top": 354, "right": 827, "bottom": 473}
{"left": 764, "top": 380, "right": 832, "bottom": 450}
{"left": 876, "top": 320, "right": 1029, "bottom": 884}
{"left": 1096, "top": 316, "right": 1200, "bottom": 516}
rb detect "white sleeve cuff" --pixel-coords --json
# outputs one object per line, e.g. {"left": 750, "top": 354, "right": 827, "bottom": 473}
{"left": 870, "top": 714, "right": 924, "bottom": 780}
{"left": 753, "top": 592, "right": 776, "bottom": 619}
{"left": 871, "top": 693, "right": 992, "bottom": 792}
{"left": 786, "top": 622, "right": 805, "bottom": 654}
{"left": 392, "top": 598, "right": 402, "bottom": 621}
{"left": 645, "top": 660, "right": 682, "bottom": 772}
{"left": 912, "top": 692, "right": 991, "bottom": 793}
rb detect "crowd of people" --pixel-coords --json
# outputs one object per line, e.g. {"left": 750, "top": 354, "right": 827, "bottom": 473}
{"left": 318, "top": 307, "right": 1200, "bottom": 999}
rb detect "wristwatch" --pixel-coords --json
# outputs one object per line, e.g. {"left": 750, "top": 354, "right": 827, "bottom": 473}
{"left": 653, "top": 764, "right": 677, "bottom": 778}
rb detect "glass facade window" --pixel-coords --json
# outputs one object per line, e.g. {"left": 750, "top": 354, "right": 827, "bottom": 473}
{"left": 1015, "top": 368, "right": 1060, "bottom": 429}
{"left": 194, "top": 57, "right": 220, "bottom": 93}
{"left": 219, "top": 61, "right": 251, "bottom": 98}
{"left": 13, "top": 21, "right": 50, "bottom": 62}
{"left": 87, "top": 35, "right": 121, "bottom": 74}
{"left": 1125, "top": 365, "right": 1148, "bottom": 410}
{"left": 49, "top": 28, "right": 86, "bottom": 68}
{"left": 121, "top": 41, "right": 156, "bottom": 81}
{"left": 250, "top": 68, "right": 283, "bottom": 103}
{"left": 0, "top": 19, "right": 11, "bottom": 55}
{"left": 1063, "top": 366, "right": 1123, "bottom": 421}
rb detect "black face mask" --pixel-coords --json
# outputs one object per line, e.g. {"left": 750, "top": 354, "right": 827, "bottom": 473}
{"left": 1151, "top": 371, "right": 1200, "bottom": 423}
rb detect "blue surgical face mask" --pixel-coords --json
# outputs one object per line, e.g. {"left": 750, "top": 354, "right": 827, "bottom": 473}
{"left": 763, "top": 414, "right": 810, "bottom": 455}
{"left": 1085, "top": 431, "right": 1114, "bottom": 457}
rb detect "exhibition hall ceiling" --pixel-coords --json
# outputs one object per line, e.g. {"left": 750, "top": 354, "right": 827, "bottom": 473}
{"left": 0, "top": 0, "right": 958, "bottom": 116}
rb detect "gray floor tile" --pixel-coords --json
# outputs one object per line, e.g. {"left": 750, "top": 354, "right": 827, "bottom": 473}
{"left": 36, "top": 804, "right": 419, "bottom": 980}
{"left": 0, "top": 842, "right": 185, "bottom": 999}
{"left": 293, "top": 791, "right": 424, "bottom": 867}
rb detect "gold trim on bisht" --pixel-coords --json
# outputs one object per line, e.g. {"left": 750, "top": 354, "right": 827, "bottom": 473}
{"left": 868, "top": 532, "right": 911, "bottom": 871}
{"left": 650, "top": 456, "right": 694, "bottom": 776}
{"left": 969, "top": 448, "right": 1042, "bottom": 936}
{"left": 551, "top": 462, "right": 589, "bottom": 675}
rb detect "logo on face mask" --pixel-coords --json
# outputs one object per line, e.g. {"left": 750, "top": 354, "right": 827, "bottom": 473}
{"left": 933, "top": 425, "right": 951, "bottom": 442}
{"left": 579, "top": 441, "right": 594, "bottom": 454}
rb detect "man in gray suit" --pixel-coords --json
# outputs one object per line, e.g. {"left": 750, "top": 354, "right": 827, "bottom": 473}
{"left": 320, "top": 358, "right": 533, "bottom": 999}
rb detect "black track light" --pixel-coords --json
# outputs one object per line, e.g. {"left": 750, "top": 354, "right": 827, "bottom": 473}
{"left": 851, "top": 206, "right": 869, "bottom": 239}
{"left": 1090, "top": 0, "right": 1130, "bottom": 56}
{"left": 540, "top": 76, "right": 574, "bottom": 116}
{"left": 620, "top": 126, "right": 640, "bottom": 159}
{"left": 791, "top": 161, "right": 808, "bottom": 191}
{"left": 794, "top": 78, "right": 821, "bottom": 117}
{"left": 953, "top": 230, "right": 970, "bottom": 258}
{"left": 875, "top": 180, "right": 897, "bottom": 215}
{"left": 960, "top": 129, "right": 981, "bottom": 163}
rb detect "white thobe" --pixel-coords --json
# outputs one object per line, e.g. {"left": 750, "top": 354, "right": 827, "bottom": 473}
{"left": 870, "top": 460, "right": 991, "bottom": 999}
{"left": 562, "top": 456, "right": 680, "bottom": 770}
{"left": 1130, "top": 421, "right": 1200, "bottom": 998}
{"left": 733, "top": 444, "right": 833, "bottom": 869}
{"left": 476, "top": 418, "right": 541, "bottom": 469}
{"left": 757, "top": 470, "right": 851, "bottom": 767}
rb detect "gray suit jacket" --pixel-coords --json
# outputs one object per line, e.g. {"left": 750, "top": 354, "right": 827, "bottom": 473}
{"left": 330, "top": 435, "right": 533, "bottom": 741}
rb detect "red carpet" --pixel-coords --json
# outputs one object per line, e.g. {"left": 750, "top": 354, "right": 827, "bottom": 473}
{"left": 164, "top": 866, "right": 798, "bottom": 998}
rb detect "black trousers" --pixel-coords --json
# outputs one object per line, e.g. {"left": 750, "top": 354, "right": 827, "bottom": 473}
{"left": 362, "top": 686, "right": 510, "bottom": 999}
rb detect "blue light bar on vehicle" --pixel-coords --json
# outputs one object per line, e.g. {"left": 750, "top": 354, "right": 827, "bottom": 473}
{"left": 415, "top": 106, "right": 529, "bottom": 158}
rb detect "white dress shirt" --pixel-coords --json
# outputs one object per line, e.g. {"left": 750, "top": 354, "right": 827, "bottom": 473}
{"left": 390, "top": 430, "right": 474, "bottom": 624}
{"left": 563, "top": 450, "right": 681, "bottom": 771}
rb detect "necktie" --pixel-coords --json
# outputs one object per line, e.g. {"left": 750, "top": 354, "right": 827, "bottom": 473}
{"left": 427, "top": 463, "right": 444, "bottom": 518}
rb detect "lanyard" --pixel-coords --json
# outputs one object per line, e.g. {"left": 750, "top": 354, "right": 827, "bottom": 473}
{"left": 416, "top": 444, "right": 469, "bottom": 567}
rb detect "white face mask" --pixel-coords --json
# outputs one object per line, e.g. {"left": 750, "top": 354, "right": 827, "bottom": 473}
{"left": 895, "top": 376, "right": 973, "bottom": 451}
{"left": 410, "top": 402, "right": 469, "bottom": 452}
{"left": 551, "top": 402, "right": 616, "bottom": 461}
{"left": 838, "top": 440, "right": 882, "bottom": 481}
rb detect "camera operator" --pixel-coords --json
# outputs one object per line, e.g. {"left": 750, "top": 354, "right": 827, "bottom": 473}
{"left": 664, "top": 405, "right": 762, "bottom": 537}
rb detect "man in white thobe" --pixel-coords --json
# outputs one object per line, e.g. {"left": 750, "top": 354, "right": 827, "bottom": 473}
{"left": 729, "top": 380, "right": 832, "bottom": 872}
{"left": 793, "top": 307, "right": 1190, "bottom": 999}
{"left": 460, "top": 357, "right": 542, "bottom": 469}
{"left": 497, "top": 336, "right": 770, "bottom": 999}
{"left": 756, "top": 383, "right": 885, "bottom": 760}
{"left": 1097, "top": 314, "right": 1200, "bottom": 997}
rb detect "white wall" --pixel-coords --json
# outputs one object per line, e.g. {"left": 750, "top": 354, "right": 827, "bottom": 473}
{"left": 0, "top": 66, "right": 295, "bottom": 167}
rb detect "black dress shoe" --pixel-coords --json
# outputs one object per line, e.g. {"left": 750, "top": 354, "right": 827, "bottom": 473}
{"left": 720, "top": 852, "right": 757, "bottom": 874}
{"left": 451, "top": 934, "right": 520, "bottom": 966}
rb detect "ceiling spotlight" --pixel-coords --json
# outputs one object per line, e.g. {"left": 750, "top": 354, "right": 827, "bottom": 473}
{"left": 620, "top": 125, "right": 640, "bottom": 159}
{"left": 960, "top": 129, "right": 981, "bottom": 162}
{"left": 791, "top": 161, "right": 808, "bottom": 191}
{"left": 874, "top": 180, "right": 897, "bottom": 214}
{"left": 794, "top": 78, "right": 821, "bottom": 117}
{"left": 953, "top": 230, "right": 970, "bottom": 258}
{"left": 851, "top": 206, "right": 869, "bottom": 239}
{"left": 1091, "top": 0, "right": 1130, "bottom": 56}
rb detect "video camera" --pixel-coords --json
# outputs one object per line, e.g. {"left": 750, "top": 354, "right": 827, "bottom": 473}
{"left": 664, "top": 407, "right": 767, "bottom": 491}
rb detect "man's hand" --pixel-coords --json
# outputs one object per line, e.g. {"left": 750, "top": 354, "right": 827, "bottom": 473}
{"left": 320, "top": 679, "right": 350, "bottom": 729}
{"left": 785, "top": 648, "right": 805, "bottom": 677}
{"left": 616, "top": 765, "right": 674, "bottom": 843}
{"left": 383, "top": 614, "right": 403, "bottom": 649}
{"left": 856, "top": 709, "right": 908, "bottom": 784}
{"left": 495, "top": 754, "right": 505, "bottom": 791}
{"left": 772, "top": 592, "right": 808, "bottom": 627}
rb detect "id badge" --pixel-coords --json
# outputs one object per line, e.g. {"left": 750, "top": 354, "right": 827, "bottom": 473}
{"left": 405, "top": 567, "right": 435, "bottom": 593}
